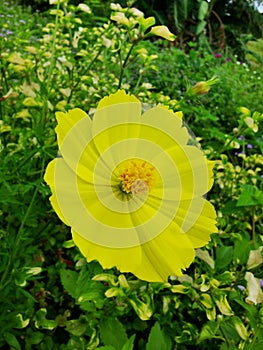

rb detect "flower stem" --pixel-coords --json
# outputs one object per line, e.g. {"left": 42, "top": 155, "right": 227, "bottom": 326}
{"left": 41, "top": 0, "right": 61, "bottom": 129}
{"left": 67, "top": 45, "right": 104, "bottom": 104}
{"left": 117, "top": 41, "right": 138, "bottom": 90}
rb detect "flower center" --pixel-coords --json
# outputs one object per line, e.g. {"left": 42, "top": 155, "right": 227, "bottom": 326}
{"left": 115, "top": 159, "right": 158, "bottom": 196}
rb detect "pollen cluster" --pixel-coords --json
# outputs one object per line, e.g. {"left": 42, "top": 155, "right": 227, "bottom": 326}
{"left": 116, "top": 159, "right": 158, "bottom": 195}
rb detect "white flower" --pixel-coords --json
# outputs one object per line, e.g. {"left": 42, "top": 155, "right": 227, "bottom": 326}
{"left": 130, "top": 7, "right": 144, "bottom": 18}
{"left": 78, "top": 3, "right": 91, "bottom": 14}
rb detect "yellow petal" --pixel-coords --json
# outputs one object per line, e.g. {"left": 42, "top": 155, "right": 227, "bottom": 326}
{"left": 72, "top": 230, "right": 142, "bottom": 272}
{"left": 55, "top": 108, "right": 90, "bottom": 147}
{"left": 44, "top": 159, "right": 69, "bottom": 225}
{"left": 136, "top": 225, "right": 195, "bottom": 281}
{"left": 150, "top": 26, "right": 176, "bottom": 41}
{"left": 55, "top": 109, "right": 97, "bottom": 181}
{"left": 96, "top": 90, "right": 139, "bottom": 110}
{"left": 73, "top": 221, "right": 195, "bottom": 282}
{"left": 184, "top": 200, "right": 217, "bottom": 247}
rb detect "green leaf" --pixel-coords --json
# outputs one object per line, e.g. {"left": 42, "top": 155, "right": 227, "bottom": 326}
{"left": 198, "top": 321, "right": 221, "bottom": 343}
{"left": 146, "top": 322, "right": 171, "bottom": 350}
{"left": 196, "top": 20, "right": 206, "bottom": 35}
{"left": 99, "top": 317, "right": 128, "bottom": 350}
{"left": 219, "top": 323, "right": 240, "bottom": 343}
{"left": 25, "top": 329, "right": 44, "bottom": 347}
{"left": 237, "top": 184, "right": 263, "bottom": 207}
{"left": 3, "top": 332, "right": 21, "bottom": 350}
{"left": 231, "top": 316, "right": 248, "bottom": 340}
{"left": 233, "top": 297, "right": 258, "bottom": 329}
{"left": 66, "top": 338, "right": 87, "bottom": 350}
{"left": 66, "top": 318, "right": 87, "bottom": 336}
{"left": 60, "top": 269, "right": 78, "bottom": 298}
{"left": 221, "top": 200, "right": 240, "bottom": 215}
{"left": 198, "top": 1, "right": 208, "bottom": 20}
{"left": 215, "top": 246, "right": 233, "bottom": 271}
{"left": 233, "top": 238, "right": 251, "bottom": 265}
{"left": 129, "top": 293, "right": 153, "bottom": 320}
{"left": 122, "top": 334, "right": 136, "bottom": 350}
{"left": 34, "top": 308, "right": 57, "bottom": 330}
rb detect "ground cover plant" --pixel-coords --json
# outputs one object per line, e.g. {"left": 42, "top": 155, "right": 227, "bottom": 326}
{"left": 0, "top": 0, "right": 263, "bottom": 349}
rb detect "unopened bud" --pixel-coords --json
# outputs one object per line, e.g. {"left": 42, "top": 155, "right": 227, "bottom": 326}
{"left": 191, "top": 81, "right": 209, "bottom": 95}
{"left": 191, "top": 76, "right": 218, "bottom": 95}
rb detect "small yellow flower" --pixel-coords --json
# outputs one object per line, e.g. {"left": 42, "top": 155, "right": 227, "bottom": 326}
{"left": 239, "top": 107, "right": 250, "bottom": 116}
{"left": 244, "top": 117, "right": 258, "bottom": 132}
{"left": 111, "top": 12, "right": 130, "bottom": 27}
{"left": 149, "top": 25, "right": 176, "bottom": 41}
{"left": 44, "top": 90, "right": 217, "bottom": 282}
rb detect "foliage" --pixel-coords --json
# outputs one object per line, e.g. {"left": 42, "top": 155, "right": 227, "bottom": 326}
{"left": 1, "top": 0, "right": 263, "bottom": 349}
{"left": 133, "top": 0, "right": 263, "bottom": 58}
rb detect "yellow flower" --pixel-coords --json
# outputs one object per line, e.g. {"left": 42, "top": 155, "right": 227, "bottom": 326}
{"left": 44, "top": 90, "right": 217, "bottom": 282}
{"left": 239, "top": 107, "right": 250, "bottom": 116}
{"left": 149, "top": 25, "right": 176, "bottom": 41}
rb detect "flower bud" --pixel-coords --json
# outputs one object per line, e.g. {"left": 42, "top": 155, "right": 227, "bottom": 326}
{"left": 191, "top": 76, "right": 218, "bottom": 95}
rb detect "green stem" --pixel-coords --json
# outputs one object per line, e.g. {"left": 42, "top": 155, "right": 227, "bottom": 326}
{"left": 220, "top": 127, "right": 247, "bottom": 154}
{"left": 117, "top": 41, "right": 138, "bottom": 90}
{"left": 41, "top": 0, "right": 61, "bottom": 128}
{"left": 251, "top": 206, "right": 256, "bottom": 245}
{"left": 67, "top": 45, "right": 104, "bottom": 104}
{"left": 133, "top": 73, "right": 143, "bottom": 93}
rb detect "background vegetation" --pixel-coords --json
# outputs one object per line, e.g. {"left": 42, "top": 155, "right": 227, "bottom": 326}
{"left": 0, "top": 0, "right": 263, "bottom": 349}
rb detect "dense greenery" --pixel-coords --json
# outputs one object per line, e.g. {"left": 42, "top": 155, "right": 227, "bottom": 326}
{"left": 0, "top": 0, "right": 263, "bottom": 349}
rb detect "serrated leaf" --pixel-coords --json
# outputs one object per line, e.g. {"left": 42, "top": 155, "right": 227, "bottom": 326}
{"left": 60, "top": 269, "right": 78, "bottom": 298}
{"left": 237, "top": 185, "right": 263, "bottom": 207}
{"left": 100, "top": 317, "right": 128, "bottom": 350}
{"left": 146, "top": 322, "right": 171, "bottom": 350}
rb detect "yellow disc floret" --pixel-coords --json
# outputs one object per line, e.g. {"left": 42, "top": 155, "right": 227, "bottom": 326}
{"left": 115, "top": 159, "right": 158, "bottom": 195}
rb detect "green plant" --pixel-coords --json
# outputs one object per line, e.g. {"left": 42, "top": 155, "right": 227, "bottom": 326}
{"left": 1, "top": 0, "right": 263, "bottom": 349}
